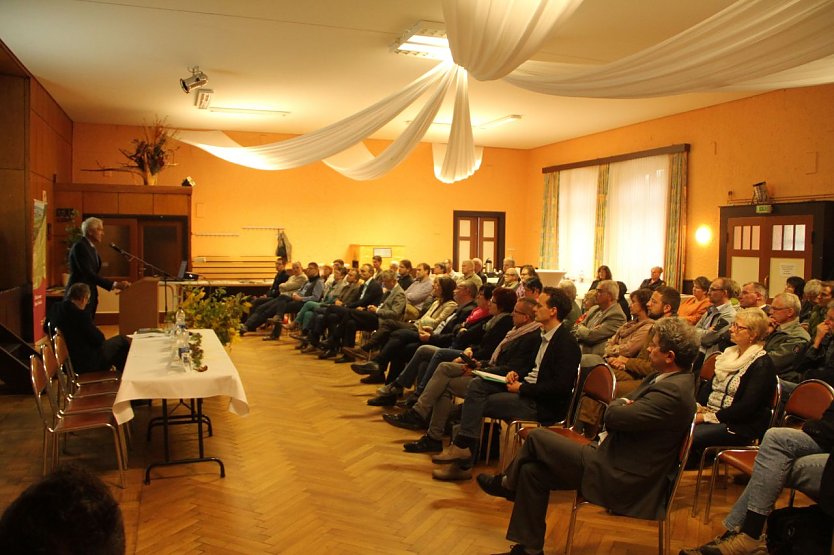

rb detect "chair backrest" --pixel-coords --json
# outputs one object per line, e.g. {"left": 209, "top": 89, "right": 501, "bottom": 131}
{"left": 768, "top": 379, "right": 783, "bottom": 429}
{"left": 39, "top": 342, "right": 68, "bottom": 413}
{"left": 571, "top": 365, "right": 616, "bottom": 439}
{"left": 699, "top": 352, "right": 719, "bottom": 382}
{"left": 662, "top": 415, "right": 698, "bottom": 518}
{"left": 784, "top": 379, "right": 834, "bottom": 426}
{"left": 560, "top": 364, "right": 583, "bottom": 427}
{"left": 53, "top": 329, "right": 80, "bottom": 383}
{"left": 29, "top": 354, "right": 55, "bottom": 431}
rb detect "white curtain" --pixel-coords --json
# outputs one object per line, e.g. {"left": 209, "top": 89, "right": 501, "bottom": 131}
{"left": 557, "top": 166, "right": 598, "bottom": 284}
{"left": 505, "top": 0, "right": 834, "bottom": 98}
{"left": 603, "top": 155, "right": 669, "bottom": 292}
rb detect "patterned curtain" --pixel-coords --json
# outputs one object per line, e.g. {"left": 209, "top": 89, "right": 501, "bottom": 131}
{"left": 539, "top": 171, "right": 559, "bottom": 268}
{"left": 593, "top": 164, "right": 610, "bottom": 271}
{"left": 664, "top": 152, "right": 688, "bottom": 290}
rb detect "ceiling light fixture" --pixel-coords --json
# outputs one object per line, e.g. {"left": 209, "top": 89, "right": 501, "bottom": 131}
{"left": 391, "top": 20, "right": 451, "bottom": 60}
{"left": 180, "top": 66, "right": 208, "bottom": 93}
{"left": 208, "top": 106, "right": 290, "bottom": 116}
{"left": 194, "top": 88, "right": 213, "bottom": 110}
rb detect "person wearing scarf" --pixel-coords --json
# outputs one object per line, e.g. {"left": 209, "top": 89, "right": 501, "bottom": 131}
{"left": 692, "top": 307, "right": 777, "bottom": 458}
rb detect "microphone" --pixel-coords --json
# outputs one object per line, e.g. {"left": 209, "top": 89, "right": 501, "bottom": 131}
{"left": 110, "top": 243, "right": 126, "bottom": 254}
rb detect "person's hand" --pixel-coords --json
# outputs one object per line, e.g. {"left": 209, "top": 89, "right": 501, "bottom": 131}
{"left": 355, "top": 306, "right": 365, "bottom": 311}
{"left": 368, "top": 305, "right": 378, "bottom": 313}
{"left": 608, "top": 355, "right": 628, "bottom": 370}
{"left": 114, "top": 281, "right": 130, "bottom": 290}
{"left": 816, "top": 321, "right": 832, "bottom": 347}
{"left": 506, "top": 380, "right": 522, "bottom": 393}
{"left": 292, "top": 293, "right": 302, "bottom": 301}
{"left": 505, "top": 371, "right": 519, "bottom": 384}
{"left": 334, "top": 299, "right": 344, "bottom": 306}
{"left": 695, "top": 413, "right": 705, "bottom": 424}
{"left": 418, "top": 330, "right": 431, "bottom": 342}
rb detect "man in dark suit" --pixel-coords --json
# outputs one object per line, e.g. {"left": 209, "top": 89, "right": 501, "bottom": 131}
{"left": 66, "top": 217, "right": 130, "bottom": 319}
{"left": 47, "top": 283, "right": 130, "bottom": 373}
{"left": 431, "top": 287, "right": 582, "bottom": 481}
{"left": 317, "top": 263, "right": 384, "bottom": 358}
{"left": 477, "top": 316, "right": 698, "bottom": 555}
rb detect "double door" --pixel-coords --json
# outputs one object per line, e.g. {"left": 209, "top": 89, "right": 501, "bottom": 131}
{"left": 99, "top": 217, "right": 187, "bottom": 282}
{"left": 453, "top": 211, "right": 504, "bottom": 271}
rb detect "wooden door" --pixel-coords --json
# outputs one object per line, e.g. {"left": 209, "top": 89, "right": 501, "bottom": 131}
{"left": 99, "top": 217, "right": 138, "bottom": 281}
{"left": 726, "top": 215, "right": 813, "bottom": 294}
{"left": 139, "top": 219, "right": 186, "bottom": 279}
{"left": 453, "top": 211, "right": 504, "bottom": 270}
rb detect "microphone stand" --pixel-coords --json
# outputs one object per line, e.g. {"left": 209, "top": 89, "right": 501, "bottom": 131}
{"left": 112, "top": 246, "right": 175, "bottom": 317}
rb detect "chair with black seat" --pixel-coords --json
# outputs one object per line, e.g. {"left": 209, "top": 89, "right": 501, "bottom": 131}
{"left": 565, "top": 415, "right": 697, "bottom": 555}
{"left": 29, "top": 354, "right": 125, "bottom": 488}
{"left": 700, "top": 379, "right": 834, "bottom": 524}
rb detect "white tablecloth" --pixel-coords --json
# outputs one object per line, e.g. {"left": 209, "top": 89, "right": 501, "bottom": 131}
{"left": 113, "top": 329, "right": 249, "bottom": 425}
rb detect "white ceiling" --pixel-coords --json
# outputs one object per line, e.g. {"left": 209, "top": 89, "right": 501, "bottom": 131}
{"left": 0, "top": 0, "right": 767, "bottom": 149}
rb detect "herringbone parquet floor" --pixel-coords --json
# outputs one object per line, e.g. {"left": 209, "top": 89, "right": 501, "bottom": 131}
{"left": 0, "top": 328, "right": 802, "bottom": 554}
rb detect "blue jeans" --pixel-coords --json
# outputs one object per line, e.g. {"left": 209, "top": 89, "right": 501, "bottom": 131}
{"left": 724, "top": 427, "right": 827, "bottom": 530}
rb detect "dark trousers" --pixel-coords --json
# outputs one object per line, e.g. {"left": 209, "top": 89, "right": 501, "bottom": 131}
{"left": 269, "top": 300, "right": 306, "bottom": 338}
{"left": 244, "top": 295, "right": 291, "bottom": 330}
{"left": 691, "top": 422, "right": 754, "bottom": 459}
{"left": 504, "top": 428, "right": 587, "bottom": 551}
{"left": 341, "top": 310, "right": 379, "bottom": 348}
{"left": 91, "top": 335, "right": 130, "bottom": 373}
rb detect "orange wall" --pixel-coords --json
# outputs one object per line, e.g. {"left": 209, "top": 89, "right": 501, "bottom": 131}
{"left": 526, "top": 83, "right": 834, "bottom": 280}
{"left": 73, "top": 124, "right": 531, "bottom": 267}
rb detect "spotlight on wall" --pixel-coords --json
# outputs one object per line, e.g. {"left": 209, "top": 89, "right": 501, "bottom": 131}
{"left": 180, "top": 66, "right": 208, "bottom": 94}
{"left": 695, "top": 225, "right": 712, "bottom": 246}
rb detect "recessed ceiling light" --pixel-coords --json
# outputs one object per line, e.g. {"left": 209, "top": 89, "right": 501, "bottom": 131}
{"left": 391, "top": 20, "right": 451, "bottom": 60}
{"left": 208, "top": 107, "right": 290, "bottom": 116}
{"left": 478, "top": 114, "right": 522, "bottom": 129}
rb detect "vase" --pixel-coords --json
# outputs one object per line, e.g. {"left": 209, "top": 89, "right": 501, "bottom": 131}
{"left": 142, "top": 168, "right": 158, "bottom": 186}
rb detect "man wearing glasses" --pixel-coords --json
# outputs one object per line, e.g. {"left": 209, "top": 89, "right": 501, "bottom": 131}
{"left": 694, "top": 277, "right": 738, "bottom": 367}
{"left": 765, "top": 292, "right": 810, "bottom": 382}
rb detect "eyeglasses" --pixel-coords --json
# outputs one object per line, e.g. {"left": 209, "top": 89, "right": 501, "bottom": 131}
{"left": 708, "top": 286, "right": 724, "bottom": 292}
{"left": 730, "top": 323, "right": 750, "bottom": 331}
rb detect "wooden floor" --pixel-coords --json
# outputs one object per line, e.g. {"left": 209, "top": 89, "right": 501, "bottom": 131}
{"left": 0, "top": 328, "right": 799, "bottom": 554}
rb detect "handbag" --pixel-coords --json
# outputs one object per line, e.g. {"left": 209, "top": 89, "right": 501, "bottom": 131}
{"left": 766, "top": 504, "right": 832, "bottom": 555}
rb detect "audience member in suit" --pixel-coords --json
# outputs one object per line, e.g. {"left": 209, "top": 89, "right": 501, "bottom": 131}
{"left": 368, "top": 286, "right": 516, "bottom": 407}
{"left": 264, "top": 262, "right": 325, "bottom": 340}
{"left": 371, "top": 255, "right": 384, "bottom": 282}
{"left": 472, "top": 257, "right": 488, "bottom": 286}
{"left": 350, "top": 282, "right": 477, "bottom": 384}
{"left": 65, "top": 217, "right": 130, "bottom": 319}
{"left": 477, "top": 316, "right": 698, "bottom": 555}
{"left": 639, "top": 265, "right": 665, "bottom": 291}
{"left": 47, "top": 283, "right": 130, "bottom": 373}
{"left": 681, "top": 399, "right": 834, "bottom": 555}
{"left": 431, "top": 287, "right": 583, "bottom": 481}
{"left": 298, "top": 269, "right": 362, "bottom": 351}
{"left": 289, "top": 265, "right": 347, "bottom": 337}
{"left": 501, "top": 266, "right": 521, "bottom": 293}
{"left": 807, "top": 281, "right": 833, "bottom": 337}
{"left": 693, "top": 277, "right": 739, "bottom": 369}
{"left": 764, "top": 292, "right": 810, "bottom": 383}
{"left": 588, "top": 265, "right": 629, "bottom": 317}
{"left": 383, "top": 297, "right": 541, "bottom": 454}
{"left": 699, "top": 281, "right": 771, "bottom": 356}
{"left": 572, "top": 280, "right": 627, "bottom": 356}
{"left": 793, "top": 300, "right": 834, "bottom": 387}
{"left": 692, "top": 308, "right": 777, "bottom": 458}
{"left": 495, "top": 257, "right": 516, "bottom": 287}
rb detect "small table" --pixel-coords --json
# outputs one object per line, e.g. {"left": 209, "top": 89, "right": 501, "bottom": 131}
{"left": 113, "top": 329, "right": 249, "bottom": 483}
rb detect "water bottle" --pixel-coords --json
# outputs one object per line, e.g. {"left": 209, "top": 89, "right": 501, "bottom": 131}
{"left": 175, "top": 306, "right": 186, "bottom": 331}
{"left": 176, "top": 328, "right": 189, "bottom": 367}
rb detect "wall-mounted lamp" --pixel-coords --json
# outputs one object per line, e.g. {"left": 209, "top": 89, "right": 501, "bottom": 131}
{"left": 180, "top": 66, "right": 208, "bottom": 93}
{"left": 695, "top": 225, "right": 712, "bottom": 246}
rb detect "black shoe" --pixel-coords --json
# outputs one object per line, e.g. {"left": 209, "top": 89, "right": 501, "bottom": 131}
{"left": 360, "top": 372, "right": 385, "bottom": 384}
{"left": 295, "top": 341, "right": 308, "bottom": 350}
{"left": 333, "top": 354, "right": 354, "bottom": 364}
{"left": 262, "top": 335, "right": 277, "bottom": 341}
{"left": 318, "top": 349, "right": 337, "bottom": 359}
{"left": 383, "top": 410, "right": 427, "bottom": 431}
{"left": 403, "top": 435, "right": 442, "bottom": 453}
{"left": 351, "top": 361, "right": 380, "bottom": 375}
{"left": 367, "top": 393, "right": 398, "bottom": 407}
{"left": 476, "top": 473, "right": 515, "bottom": 501}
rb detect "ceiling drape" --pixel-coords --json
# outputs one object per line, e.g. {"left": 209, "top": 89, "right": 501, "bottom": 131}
{"left": 178, "top": 0, "right": 834, "bottom": 183}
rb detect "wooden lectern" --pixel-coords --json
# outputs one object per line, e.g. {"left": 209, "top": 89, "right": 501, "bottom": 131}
{"left": 119, "top": 277, "right": 160, "bottom": 335}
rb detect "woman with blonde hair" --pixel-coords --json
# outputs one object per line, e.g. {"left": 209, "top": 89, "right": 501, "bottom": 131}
{"left": 692, "top": 307, "right": 777, "bottom": 455}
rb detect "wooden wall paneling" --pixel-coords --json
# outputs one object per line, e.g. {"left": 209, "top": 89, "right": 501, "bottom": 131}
{"left": 153, "top": 193, "right": 189, "bottom": 215}
{"left": 0, "top": 75, "right": 28, "bottom": 290}
{"left": 83, "top": 191, "right": 118, "bottom": 214}
{"left": 119, "top": 192, "right": 153, "bottom": 214}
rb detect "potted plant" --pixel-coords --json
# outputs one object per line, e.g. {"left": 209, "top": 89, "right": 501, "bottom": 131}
{"left": 174, "top": 286, "right": 250, "bottom": 346}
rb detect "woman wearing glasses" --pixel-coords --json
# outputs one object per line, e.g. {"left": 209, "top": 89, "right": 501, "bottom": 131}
{"left": 691, "top": 307, "right": 778, "bottom": 458}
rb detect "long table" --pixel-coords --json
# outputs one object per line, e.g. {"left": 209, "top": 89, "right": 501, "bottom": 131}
{"left": 113, "top": 329, "right": 249, "bottom": 483}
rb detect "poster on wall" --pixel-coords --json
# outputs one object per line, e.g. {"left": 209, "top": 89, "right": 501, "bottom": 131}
{"left": 32, "top": 199, "right": 47, "bottom": 342}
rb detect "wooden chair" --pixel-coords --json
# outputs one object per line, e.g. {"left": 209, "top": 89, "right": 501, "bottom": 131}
{"left": 700, "top": 379, "right": 834, "bottom": 523}
{"left": 41, "top": 343, "right": 116, "bottom": 416}
{"left": 565, "top": 415, "right": 697, "bottom": 555}
{"left": 29, "top": 355, "right": 125, "bottom": 488}
{"left": 53, "top": 330, "right": 120, "bottom": 398}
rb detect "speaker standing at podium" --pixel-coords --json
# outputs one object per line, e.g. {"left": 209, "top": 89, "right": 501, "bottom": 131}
{"left": 66, "top": 217, "right": 130, "bottom": 319}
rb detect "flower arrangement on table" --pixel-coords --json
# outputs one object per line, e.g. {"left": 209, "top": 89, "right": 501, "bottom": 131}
{"left": 174, "top": 286, "right": 251, "bottom": 346}
{"left": 188, "top": 332, "right": 207, "bottom": 372}
{"left": 83, "top": 117, "right": 178, "bottom": 185}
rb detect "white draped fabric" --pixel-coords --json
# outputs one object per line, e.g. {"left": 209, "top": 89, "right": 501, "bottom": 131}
{"left": 179, "top": 0, "right": 834, "bottom": 183}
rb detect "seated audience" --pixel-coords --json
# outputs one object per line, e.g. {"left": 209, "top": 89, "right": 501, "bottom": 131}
{"left": 430, "top": 287, "right": 582, "bottom": 481}
{"left": 520, "top": 278, "right": 542, "bottom": 300}
{"left": 240, "top": 260, "right": 307, "bottom": 333}
{"left": 575, "top": 289, "right": 597, "bottom": 325}
{"left": 457, "top": 259, "right": 483, "bottom": 290}
{"left": 369, "top": 286, "right": 516, "bottom": 407}
{"left": 495, "top": 257, "right": 516, "bottom": 287}
{"left": 501, "top": 266, "right": 521, "bottom": 292}
{"left": 0, "top": 463, "right": 125, "bottom": 555}
{"left": 639, "top": 265, "right": 665, "bottom": 291}
{"left": 383, "top": 297, "right": 541, "bottom": 453}
{"left": 600, "top": 288, "right": 654, "bottom": 359}
{"left": 297, "top": 269, "right": 362, "bottom": 351}
{"left": 678, "top": 275, "right": 711, "bottom": 325}
{"left": 472, "top": 257, "right": 488, "bottom": 285}
{"left": 793, "top": 300, "right": 834, "bottom": 386}
{"left": 785, "top": 275, "right": 805, "bottom": 298}
{"left": 572, "top": 280, "right": 627, "bottom": 355}
{"left": 765, "top": 292, "right": 810, "bottom": 383}
{"left": 286, "top": 265, "right": 348, "bottom": 337}
{"left": 396, "top": 259, "right": 414, "bottom": 290}
{"left": 605, "top": 286, "right": 680, "bottom": 396}
{"left": 477, "top": 316, "right": 697, "bottom": 555}
{"left": 264, "top": 262, "right": 324, "bottom": 340}
{"left": 694, "top": 277, "right": 738, "bottom": 367}
{"left": 681, "top": 400, "right": 834, "bottom": 555}
{"left": 371, "top": 255, "right": 384, "bottom": 281}
{"left": 403, "top": 262, "right": 434, "bottom": 319}
{"left": 46, "top": 283, "right": 130, "bottom": 373}
{"left": 801, "top": 278, "right": 823, "bottom": 323}
{"left": 246, "top": 257, "right": 288, "bottom": 314}
{"left": 588, "top": 265, "right": 612, "bottom": 292}
{"left": 807, "top": 281, "right": 833, "bottom": 337}
{"left": 692, "top": 308, "right": 777, "bottom": 457}
{"left": 557, "top": 279, "right": 582, "bottom": 328}
{"left": 515, "top": 265, "right": 538, "bottom": 298}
